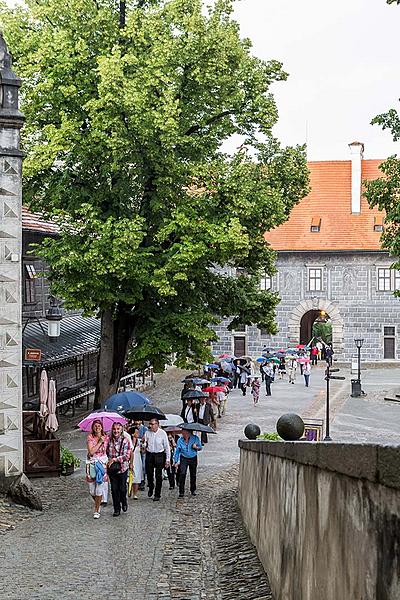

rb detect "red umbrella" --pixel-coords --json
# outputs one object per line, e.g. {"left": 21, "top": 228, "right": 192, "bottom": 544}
{"left": 202, "top": 386, "right": 226, "bottom": 393}
{"left": 296, "top": 344, "right": 305, "bottom": 349}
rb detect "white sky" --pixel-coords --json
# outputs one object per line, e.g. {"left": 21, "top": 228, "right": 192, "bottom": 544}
{"left": 5, "top": 0, "right": 400, "bottom": 160}
{"left": 233, "top": 0, "right": 400, "bottom": 160}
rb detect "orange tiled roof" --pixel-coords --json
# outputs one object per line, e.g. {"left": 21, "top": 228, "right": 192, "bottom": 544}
{"left": 265, "top": 159, "right": 385, "bottom": 251}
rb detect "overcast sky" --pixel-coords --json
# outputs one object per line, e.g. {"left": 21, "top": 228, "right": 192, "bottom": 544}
{"left": 5, "top": 0, "right": 400, "bottom": 160}
{"left": 233, "top": 0, "right": 400, "bottom": 160}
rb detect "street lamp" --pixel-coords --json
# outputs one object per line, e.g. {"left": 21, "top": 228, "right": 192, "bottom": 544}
{"left": 354, "top": 337, "right": 364, "bottom": 383}
{"left": 46, "top": 297, "right": 62, "bottom": 342}
{"left": 351, "top": 338, "right": 364, "bottom": 397}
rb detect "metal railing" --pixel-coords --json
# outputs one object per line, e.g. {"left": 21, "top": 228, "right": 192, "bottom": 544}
{"left": 55, "top": 366, "right": 154, "bottom": 417}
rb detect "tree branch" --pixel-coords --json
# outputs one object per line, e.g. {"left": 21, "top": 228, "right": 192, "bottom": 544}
{"left": 184, "top": 110, "right": 235, "bottom": 136}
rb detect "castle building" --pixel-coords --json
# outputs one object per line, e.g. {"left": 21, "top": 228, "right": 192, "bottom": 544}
{"left": 213, "top": 143, "right": 400, "bottom": 362}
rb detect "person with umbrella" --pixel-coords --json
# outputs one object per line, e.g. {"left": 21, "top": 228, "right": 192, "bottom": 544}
{"left": 261, "top": 362, "right": 274, "bottom": 396}
{"left": 174, "top": 428, "right": 203, "bottom": 498}
{"left": 86, "top": 420, "right": 109, "bottom": 519}
{"left": 197, "top": 396, "right": 213, "bottom": 444}
{"left": 107, "top": 422, "right": 131, "bottom": 516}
{"left": 144, "top": 418, "right": 171, "bottom": 501}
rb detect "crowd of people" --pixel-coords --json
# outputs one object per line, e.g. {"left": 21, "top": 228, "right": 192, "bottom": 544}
{"left": 84, "top": 340, "right": 332, "bottom": 518}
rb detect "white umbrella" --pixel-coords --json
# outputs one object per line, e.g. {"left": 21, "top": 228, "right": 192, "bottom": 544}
{"left": 39, "top": 369, "right": 49, "bottom": 418}
{"left": 159, "top": 414, "right": 183, "bottom": 427}
{"left": 45, "top": 379, "right": 59, "bottom": 432}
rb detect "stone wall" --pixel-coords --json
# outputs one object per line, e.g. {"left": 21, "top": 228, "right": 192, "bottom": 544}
{"left": 238, "top": 440, "right": 400, "bottom": 600}
{"left": 213, "top": 251, "right": 400, "bottom": 362}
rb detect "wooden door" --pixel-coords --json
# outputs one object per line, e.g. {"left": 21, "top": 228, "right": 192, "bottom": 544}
{"left": 234, "top": 336, "right": 246, "bottom": 357}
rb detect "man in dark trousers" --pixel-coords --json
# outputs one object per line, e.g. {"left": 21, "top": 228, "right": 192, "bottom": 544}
{"left": 197, "top": 396, "right": 213, "bottom": 443}
{"left": 174, "top": 428, "right": 203, "bottom": 498}
{"left": 144, "top": 419, "right": 171, "bottom": 501}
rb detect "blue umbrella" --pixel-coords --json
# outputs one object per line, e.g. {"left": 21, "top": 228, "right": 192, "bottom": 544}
{"left": 211, "top": 376, "right": 231, "bottom": 383}
{"left": 103, "top": 390, "right": 152, "bottom": 414}
{"left": 205, "top": 364, "right": 219, "bottom": 369}
{"left": 256, "top": 357, "right": 266, "bottom": 363}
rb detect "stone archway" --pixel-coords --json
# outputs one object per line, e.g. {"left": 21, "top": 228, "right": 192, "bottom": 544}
{"left": 288, "top": 299, "right": 344, "bottom": 357}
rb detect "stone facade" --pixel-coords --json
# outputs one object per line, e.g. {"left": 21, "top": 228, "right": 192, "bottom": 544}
{"left": 0, "top": 36, "right": 24, "bottom": 489}
{"left": 213, "top": 251, "right": 400, "bottom": 362}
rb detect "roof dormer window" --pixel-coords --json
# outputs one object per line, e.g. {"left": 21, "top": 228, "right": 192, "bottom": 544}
{"left": 310, "top": 217, "right": 321, "bottom": 233}
{"left": 374, "top": 215, "right": 384, "bottom": 232}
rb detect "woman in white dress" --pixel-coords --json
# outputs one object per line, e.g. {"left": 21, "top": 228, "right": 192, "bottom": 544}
{"left": 129, "top": 427, "right": 144, "bottom": 499}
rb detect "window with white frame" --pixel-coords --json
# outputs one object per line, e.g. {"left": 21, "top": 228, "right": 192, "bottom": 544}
{"left": 260, "top": 273, "right": 272, "bottom": 290}
{"left": 308, "top": 267, "right": 323, "bottom": 292}
{"left": 377, "top": 268, "right": 400, "bottom": 292}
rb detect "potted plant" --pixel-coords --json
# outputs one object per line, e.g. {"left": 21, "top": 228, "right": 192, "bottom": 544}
{"left": 60, "top": 446, "right": 80, "bottom": 476}
{"left": 257, "top": 432, "right": 282, "bottom": 441}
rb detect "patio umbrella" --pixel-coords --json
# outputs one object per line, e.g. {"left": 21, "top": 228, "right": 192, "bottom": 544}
{"left": 102, "top": 390, "right": 152, "bottom": 414}
{"left": 123, "top": 405, "right": 166, "bottom": 422}
{"left": 39, "top": 369, "right": 49, "bottom": 418}
{"left": 159, "top": 413, "right": 183, "bottom": 427}
{"left": 45, "top": 379, "right": 59, "bottom": 432}
{"left": 179, "top": 422, "right": 216, "bottom": 434}
{"left": 77, "top": 411, "right": 127, "bottom": 432}
{"left": 202, "top": 386, "right": 226, "bottom": 393}
{"left": 182, "top": 389, "right": 208, "bottom": 400}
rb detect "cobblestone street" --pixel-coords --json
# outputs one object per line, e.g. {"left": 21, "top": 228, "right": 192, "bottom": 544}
{"left": 1, "top": 364, "right": 400, "bottom": 599}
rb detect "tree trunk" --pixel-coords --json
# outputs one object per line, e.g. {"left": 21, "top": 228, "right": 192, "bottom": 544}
{"left": 94, "top": 304, "right": 136, "bottom": 409}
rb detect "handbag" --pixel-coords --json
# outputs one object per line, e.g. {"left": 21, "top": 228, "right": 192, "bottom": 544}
{"left": 108, "top": 437, "right": 125, "bottom": 476}
{"left": 86, "top": 460, "right": 96, "bottom": 480}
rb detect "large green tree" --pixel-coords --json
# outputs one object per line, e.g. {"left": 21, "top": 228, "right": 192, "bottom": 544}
{"left": 1, "top": 0, "right": 309, "bottom": 405}
{"left": 364, "top": 1, "right": 400, "bottom": 289}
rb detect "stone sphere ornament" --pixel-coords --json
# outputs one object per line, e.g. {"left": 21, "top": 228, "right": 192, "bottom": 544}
{"left": 244, "top": 423, "right": 261, "bottom": 440}
{"left": 276, "top": 413, "right": 305, "bottom": 441}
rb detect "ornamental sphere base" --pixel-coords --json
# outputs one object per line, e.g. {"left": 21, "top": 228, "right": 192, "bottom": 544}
{"left": 276, "top": 413, "right": 305, "bottom": 441}
{"left": 244, "top": 423, "right": 261, "bottom": 440}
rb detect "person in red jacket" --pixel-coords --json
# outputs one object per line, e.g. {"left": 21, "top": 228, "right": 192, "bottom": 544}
{"left": 311, "top": 346, "right": 318, "bottom": 366}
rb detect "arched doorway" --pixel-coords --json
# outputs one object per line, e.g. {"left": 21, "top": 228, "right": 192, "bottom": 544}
{"left": 288, "top": 299, "right": 344, "bottom": 358}
{"left": 300, "top": 310, "right": 332, "bottom": 345}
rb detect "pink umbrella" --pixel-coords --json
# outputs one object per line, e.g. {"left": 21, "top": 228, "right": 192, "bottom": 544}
{"left": 77, "top": 411, "right": 127, "bottom": 433}
{"left": 297, "top": 357, "right": 311, "bottom": 364}
{"left": 39, "top": 369, "right": 49, "bottom": 418}
{"left": 45, "top": 379, "right": 59, "bottom": 432}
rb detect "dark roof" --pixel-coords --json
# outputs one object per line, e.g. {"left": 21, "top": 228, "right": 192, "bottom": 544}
{"left": 23, "top": 314, "right": 100, "bottom": 366}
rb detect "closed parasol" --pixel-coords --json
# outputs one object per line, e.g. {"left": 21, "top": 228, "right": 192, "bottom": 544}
{"left": 45, "top": 379, "right": 59, "bottom": 432}
{"left": 39, "top": 369, "right": 49, "bottom": 418}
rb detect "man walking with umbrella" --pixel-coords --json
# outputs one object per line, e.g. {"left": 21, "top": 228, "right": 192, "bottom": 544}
{"left": 174, "top": 427, "right": 202, "bottom": 498}
{"left": 144, "top": 419, "right": 171, "bottom": 501}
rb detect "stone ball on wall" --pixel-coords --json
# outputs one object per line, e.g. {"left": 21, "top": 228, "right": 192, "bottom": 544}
{"left": 244, "top": 423, "right": 261, "bottom": 440}
{"left": 276, "top": 413, "right": 305, "bottom": 441}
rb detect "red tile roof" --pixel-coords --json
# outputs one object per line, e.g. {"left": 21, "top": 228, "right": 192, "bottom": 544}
{"left": 265, "top": 159, "right": 385, "bottom": 251}
{"left": 22, "top": 206, "right": 58, "bottom": 234}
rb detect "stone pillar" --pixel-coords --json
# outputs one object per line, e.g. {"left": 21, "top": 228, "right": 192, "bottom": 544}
{"left": 0, "top": 34, "right": 24, "bottom": 491}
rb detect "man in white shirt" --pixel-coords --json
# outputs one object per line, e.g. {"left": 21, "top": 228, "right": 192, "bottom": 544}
{"left": 144, "top": 419, "right": 171, "bottom": 501}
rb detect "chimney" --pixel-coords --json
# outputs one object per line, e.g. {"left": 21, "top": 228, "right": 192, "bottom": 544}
{"left": 349, "top": 141, "right": 364, "bottom": 214}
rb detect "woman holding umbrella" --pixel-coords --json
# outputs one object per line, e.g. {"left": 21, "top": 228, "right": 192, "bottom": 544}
{"left": 107, "top": 422, "right": 131, "bottom": 517}
{"left": 86, "top": 420, "right": 109, "bottom": 519}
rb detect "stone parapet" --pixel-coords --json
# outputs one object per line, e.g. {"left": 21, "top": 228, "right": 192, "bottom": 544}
{"left": 238, "top": 439, "right": 400, "bottom": 600}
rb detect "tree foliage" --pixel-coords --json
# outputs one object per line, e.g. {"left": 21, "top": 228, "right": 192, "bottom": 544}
{"left": 1, "top": 0, "right": 309, "bottom": 376}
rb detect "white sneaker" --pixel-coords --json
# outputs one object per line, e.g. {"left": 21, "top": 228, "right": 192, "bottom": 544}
{"left": 93, "top": 512, "right": 100, "bottom": 519}
{"left": 133, "top": 495, "right": 138, "bottom": 500}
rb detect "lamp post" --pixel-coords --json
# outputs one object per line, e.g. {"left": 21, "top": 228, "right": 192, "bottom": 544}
{"left": 46, "top": 297, "right": 62, "bottom": 342}
{"left": 354, "top": 337, "right": 364, "bottom": 383}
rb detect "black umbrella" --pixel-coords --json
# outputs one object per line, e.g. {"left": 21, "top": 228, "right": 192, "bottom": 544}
{"left": 179, "top": 422, "right": 216, "bottom": 434}
{"left": 182, "top": 389, "right": 208, "bottom": 400}
{"left": 123, "top": 404, "right": 166, "bottom": 421}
